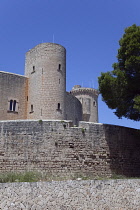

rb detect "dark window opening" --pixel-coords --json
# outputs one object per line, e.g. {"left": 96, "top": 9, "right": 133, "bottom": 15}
{"left": 31, "top": 104, "right": 33, "bottom": 112}
{"left": 8, "top": 99, "right": 18, "bottom": 113}
{"left": 13, "top": 100, "right": 16, "bottom": 111}
{"left": 59, "top": 79, "right": 60, "bottom": 84}
{"left": 93, "top": 101, "right": 96, "bottom": 106}
{"left": 31, "top": 66, "right": 35, "bottom": 74}
{"left": 58, "top": 103, "right": 60, "bottom": 110}
{"left": 9, "top": 100, "right": 13, "bottom": 111}
{"left": 57, "top": 64, "right": 62, "bottom": 72}
{"left": 27, "top": 96, "right": 28, "bottom": 101}
{"left": 58, "top": 64, "right": 61, "bottom": 70}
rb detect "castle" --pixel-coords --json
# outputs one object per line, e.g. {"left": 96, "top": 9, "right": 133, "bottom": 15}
{"left": 0, "top": 42, "right": 140, "bottom": 180}
{"left": 0, "top": 43, "right": 99, "bottom": 124}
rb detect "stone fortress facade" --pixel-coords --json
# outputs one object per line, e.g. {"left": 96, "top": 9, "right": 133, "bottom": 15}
{"left": 0, "top": 42, "right": 140, "bottom": 180}
{"left": 1, "top": 43, "right": 140, "bottom": 210}
{"left": 0, "top": 43, "right": 98, "bottom": 124}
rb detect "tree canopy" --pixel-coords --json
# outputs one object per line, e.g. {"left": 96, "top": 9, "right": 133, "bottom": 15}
{"left": 98, "top": 24, "right": 140, "bottom": 121}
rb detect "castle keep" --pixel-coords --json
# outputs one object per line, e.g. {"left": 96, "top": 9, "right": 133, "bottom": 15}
{"left": 0, "top": 43, "right": 98, "bottom": 124}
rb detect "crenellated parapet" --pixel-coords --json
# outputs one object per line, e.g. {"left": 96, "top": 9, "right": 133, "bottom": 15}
{"left": 71, "top": 85, "right": 99, "bottom": 97}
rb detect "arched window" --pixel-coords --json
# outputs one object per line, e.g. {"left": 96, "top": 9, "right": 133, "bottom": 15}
{"left": 8, "top": 99, "right": 18, "bottom": 112}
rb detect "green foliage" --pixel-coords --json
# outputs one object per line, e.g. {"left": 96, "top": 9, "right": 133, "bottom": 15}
{"left": 98, "top": 24, "right": 140, "bottom": 121}
{"left": 38, "top": 119, "right": 43, "bottom": 124}
{"left": 81, "top": 128, "right": 86, "bottom": 134}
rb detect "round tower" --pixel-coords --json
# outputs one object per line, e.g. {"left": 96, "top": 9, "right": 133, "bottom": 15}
{"left": 71, "top": 85, "right": 99, "bottom": 122}
{"left": 25, "top": 43, "right": 66, "bottom": 120}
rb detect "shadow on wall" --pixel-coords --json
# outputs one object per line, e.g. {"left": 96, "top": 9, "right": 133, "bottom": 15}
{"left": 104, "top": 124, "right": 140, "bottom": 177}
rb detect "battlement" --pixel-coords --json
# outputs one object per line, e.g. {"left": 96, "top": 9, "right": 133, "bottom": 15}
{"left": 71, "top": 85, "right": 99, "bottom": 96}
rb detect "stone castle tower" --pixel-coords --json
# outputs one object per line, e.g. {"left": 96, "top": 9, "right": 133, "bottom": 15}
{"left": 71, "top": 85, "right": 98, "bottom": 122}
{"left": 0, "top": 43, "right": 99, "bottom": 124}
{"left": 25, "top": 43, "right": 66, "bottom": 120}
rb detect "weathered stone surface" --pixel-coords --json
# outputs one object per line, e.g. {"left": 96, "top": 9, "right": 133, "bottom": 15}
{"left": 0, "top": 180, "right": 140, "bottom": 209}
{"left": 0, "top": 120, "right": 140, "bottom": 177}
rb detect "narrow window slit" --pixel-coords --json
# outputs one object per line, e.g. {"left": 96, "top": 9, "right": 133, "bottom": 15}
{"left": 9, "top": 100, "right": 13, "bottom": 111}
{"left": 13, "top": 100, "right": 16, "bottom": 111}
{"left": 58, "top": 103, "right": 60, "bottom": 110}
{"left": 58, "top": 64, "right": 61, "bottom": 70}
{"left": 30, "top": 104, "right": 34, "bottom": 113}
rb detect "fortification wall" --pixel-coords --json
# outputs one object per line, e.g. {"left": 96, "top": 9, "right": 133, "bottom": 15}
{"left": 0, "top": 72, "right": 28, "bottom": 120}
{"left": 65, "top": 92, "right": 82, "bottom": 125}
{"left": 0, "top": 120, "right": 140, "bottom": 177}
{"left": 1, "top": 179, "right": 140, "bottom": 209}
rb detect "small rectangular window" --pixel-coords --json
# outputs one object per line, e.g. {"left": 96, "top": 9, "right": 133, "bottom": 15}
{"left": 58, "top": 103, "right": 60, "bottom": 110}
{"left": 93, "top": 100, "right": 96, "bottom": 107}
{"left": 31, "top": 66, "right": 35, "bottom": 74}
{"left": 59, "top": 64, "right": 61, "bottom": 70}
{"left": 9, "top": 100, "right": 13, "bottom": 111}
{"left": 31, "top": 104, "right": 33, "bottom": 112}
{"left": 13, "top": 100, "right": 16, "bottom": 111}
{"left": 57, "top": 64, "right": 62, "bottom": 72}
{"left": 56, "top": 103, "right": 62, "bottom": 113}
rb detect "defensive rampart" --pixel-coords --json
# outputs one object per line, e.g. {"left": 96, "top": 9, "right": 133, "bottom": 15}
{"left": 0, "top": 120, "right": 140, "bottom": 177}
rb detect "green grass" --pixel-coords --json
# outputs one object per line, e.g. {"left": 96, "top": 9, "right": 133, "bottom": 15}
{"left": 0, "top": 171, "right": 139, "bottom": 183}
{"left": 0, "top": 171, "right": 41, "bottom": 183}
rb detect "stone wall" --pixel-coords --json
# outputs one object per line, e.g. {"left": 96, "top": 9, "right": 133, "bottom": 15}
{"left": 1, "top": 179, "right": 140, "bottom": 209}
{"left": 0, "top": 120, "right": 140, "bottom": 177}
{"left": 0, "top": 72, "right": 28, "bottom": 120}
{"left": 65, "top": 92, "right": 82, "bottom": 125}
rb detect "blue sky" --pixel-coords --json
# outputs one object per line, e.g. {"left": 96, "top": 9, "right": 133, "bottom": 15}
{"left": 0, "top": 0, "right": 140, "bottom": 129}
